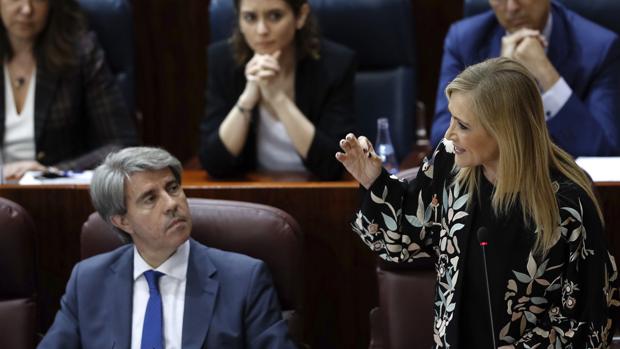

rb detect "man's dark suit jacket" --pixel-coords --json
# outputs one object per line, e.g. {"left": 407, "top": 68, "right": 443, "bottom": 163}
{"left": 200, "top": 39, "right": 356, "bottom": 180}
{"left": 38, "top": 239, "right": 297, "bottom": 349}
{"left": 431, "top": 2, "right": 620, "bottom": 156}
{"left": 0, "top": 31, "right": 137, "bottom": 170}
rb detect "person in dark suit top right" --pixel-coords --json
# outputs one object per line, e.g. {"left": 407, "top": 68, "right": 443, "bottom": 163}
{"left": 431, "top": 0, "right": 620, "bottom": 157}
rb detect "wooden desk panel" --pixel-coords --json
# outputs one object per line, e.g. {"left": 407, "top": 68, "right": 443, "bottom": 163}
{"left": 1, "top": 174, "right": 618, "bottom": 349}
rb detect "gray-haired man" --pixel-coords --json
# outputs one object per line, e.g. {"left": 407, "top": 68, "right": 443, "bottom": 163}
{"left": 39, "top": 147, "right": 296, "bottom": 349}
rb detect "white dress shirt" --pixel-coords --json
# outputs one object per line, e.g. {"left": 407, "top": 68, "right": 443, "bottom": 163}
{"left": 2, "top": 65, "right": 36, "bottom": 165}
{"left": 131, "top": 240, "right": 189, "bottom": 349}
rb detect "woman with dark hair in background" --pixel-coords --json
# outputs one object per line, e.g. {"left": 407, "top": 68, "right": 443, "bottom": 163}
{"left": 337, "top": 57, "right": 619, "bottom": 348}
{"left": 0, "top": 0, "right": 136, "bottom": 180}
{"left": 200, "top": 0, "right": 356, "bottom": 180}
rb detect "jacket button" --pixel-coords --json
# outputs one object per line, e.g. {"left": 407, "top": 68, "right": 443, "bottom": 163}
{"left": 36, "top": 151, "right": 45, "bottom": 160}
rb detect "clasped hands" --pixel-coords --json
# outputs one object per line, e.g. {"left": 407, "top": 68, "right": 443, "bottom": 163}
{"left": 501, "top": 28, "right": 559, "bottom": 91}
{"left": 240, "top": 50, "right": 288, "bottom": 108}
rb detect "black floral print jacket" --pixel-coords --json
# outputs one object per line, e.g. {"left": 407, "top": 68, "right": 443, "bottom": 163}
{"left": 353, "top": 140, "right": 619, "bottom": 348}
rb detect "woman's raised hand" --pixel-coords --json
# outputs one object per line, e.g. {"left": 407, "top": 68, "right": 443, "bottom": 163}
{"left": 336, "top": 133, "right": 383, "bottom": 189}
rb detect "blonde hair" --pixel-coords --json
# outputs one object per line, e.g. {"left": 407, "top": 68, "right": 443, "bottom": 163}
{"left": 445, "top": 57, "right": 603, "bottom": 255}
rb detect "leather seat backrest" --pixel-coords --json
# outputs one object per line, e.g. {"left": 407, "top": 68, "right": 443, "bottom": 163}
{"left": 77, "top": 0, "right": 135, "bottom": 113}
{"left": 81, "top": 198, "right": 303, "bottom": 310}
{"left": 0, "top": 197, "right": 37, "bottom": 349}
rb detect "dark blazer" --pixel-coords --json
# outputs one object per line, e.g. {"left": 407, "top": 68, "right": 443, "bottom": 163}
{"left": 0, "top": 31, "right": 137, "bottom": 170}
{"left": 200, "top": 39, "right": 356, "bottom": 180}
{"left": 38, "top": 239, "right": 296, "bottom": 349}
{"left": 431, "top": 2, "right": 620, "bottom": 156}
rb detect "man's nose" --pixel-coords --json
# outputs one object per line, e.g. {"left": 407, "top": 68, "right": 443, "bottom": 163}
{"left": 506, "top": 0, "right": 521, "bottom": 12}
{"left": 163, "top": 192, "right": 179, "bottom": 213}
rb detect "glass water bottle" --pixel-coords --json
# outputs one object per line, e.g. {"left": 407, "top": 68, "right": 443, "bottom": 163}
{"left": 375, "top": 117, "right": 399, "bottom": 174}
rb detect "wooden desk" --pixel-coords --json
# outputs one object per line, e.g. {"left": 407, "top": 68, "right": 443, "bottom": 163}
{"left": 1, "top": 173, "right": 619, "bottom": 349}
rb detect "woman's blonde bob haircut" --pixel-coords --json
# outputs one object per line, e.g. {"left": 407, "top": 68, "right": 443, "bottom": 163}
{"left": 445, "top": 57, "right": 603, "bottom": 255}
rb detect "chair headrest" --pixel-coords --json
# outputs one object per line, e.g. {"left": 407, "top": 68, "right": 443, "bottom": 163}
{"left": 310, "top": 0, "right": 415, "bottom": 68}
{"left": 355, "top": 67, "right": 415, "bottom": 160}
{"left": 77, "top": 0, "right": 135, "bottom": 112}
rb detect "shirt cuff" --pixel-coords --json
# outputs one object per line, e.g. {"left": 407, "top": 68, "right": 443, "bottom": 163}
{"left": 541, "top": 77, "right": 572, "bottom": 121}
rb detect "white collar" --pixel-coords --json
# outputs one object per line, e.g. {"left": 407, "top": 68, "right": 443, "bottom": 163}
{"left": 133, "top": 239, "right": 190, "bottom": 281}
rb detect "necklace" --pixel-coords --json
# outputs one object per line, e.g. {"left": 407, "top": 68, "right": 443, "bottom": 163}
{"left": 13, "top": 77, "right": 26, "bottom": 89}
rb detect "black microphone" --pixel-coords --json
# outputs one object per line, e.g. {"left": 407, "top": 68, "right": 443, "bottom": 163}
{"left": 477, "top": 227, "right": 497, "bottom": 349}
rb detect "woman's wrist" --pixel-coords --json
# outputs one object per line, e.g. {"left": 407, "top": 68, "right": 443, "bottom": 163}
{"left": 235, "top": 103, "right": 252, "bottom": 122}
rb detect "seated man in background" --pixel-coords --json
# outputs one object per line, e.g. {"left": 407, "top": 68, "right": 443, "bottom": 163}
{"left": 38, "top": 147, "right": 296, "bottom": 349}
{"left": 430, "top": 0, "right": 620, "bottom": 157}
{"left": 0, "top": 0, "right": 136, "bottom": 181}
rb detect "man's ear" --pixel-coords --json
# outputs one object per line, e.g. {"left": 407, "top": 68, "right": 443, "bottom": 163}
{"left": 111, "top": 214, "right": 133, "bottom": 235}
{"left": 296, "top": 3, "right": 310, "bottom": 29}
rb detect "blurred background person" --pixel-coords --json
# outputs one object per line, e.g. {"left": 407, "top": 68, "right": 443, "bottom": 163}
{"left": 0, "top": 0, "right": 137, "bottom": 180}
{"left": 430, "top": 0, "right": 620, "bottom": 157}
{"left": 337, "top": 58, "right": 618, "bottom": 348}
{"left": 200, "top": 0, "right": 356, "bottom": 180}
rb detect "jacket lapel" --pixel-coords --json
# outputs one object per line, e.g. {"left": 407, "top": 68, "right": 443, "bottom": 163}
{"left": 182, "top": 240, "right": 219, "bottom": 349}
{"left": 33, "top": 65, "right": 58, "bottom": 145}
{"left": 108, "top": 247, "right": 134, "bottom": 349}
{"left": 546, "top": 4, "right": 572, "bottom": 80}
{"left": 488, "top": 27, "right": 504, "bottom": 60}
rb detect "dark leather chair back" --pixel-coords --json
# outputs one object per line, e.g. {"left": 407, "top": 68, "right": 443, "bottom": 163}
{"left": 464, "top": 0, "right": 620, "bottom": 35}
{"left": 77, "top": 0, "right": 135, "bottom": 113}
{"left": 81, "top": 198, "right": 303, "bottom": 316}
{"left": 0, "top": 198, "right": 37, "bottom": 349}
{"left": 208, "top": 0, "right": 417, "bottom": 161}
{"left": 369, "top": 259, "right": 435, "bottom": 349}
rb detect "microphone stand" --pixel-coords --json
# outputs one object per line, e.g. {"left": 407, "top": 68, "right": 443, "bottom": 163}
{"left": 477, "top": 227, "right": 497, "bottom": 349}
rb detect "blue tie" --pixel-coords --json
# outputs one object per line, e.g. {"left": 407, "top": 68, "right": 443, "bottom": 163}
{"left": 141, "top": 270, "right": 164, "bottom": 349}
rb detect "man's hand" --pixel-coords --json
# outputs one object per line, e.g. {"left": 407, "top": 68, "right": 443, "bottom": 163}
{"left": 501, "top": 28, "right": 559, "bottom": 91}
{"left": 501, "top": 28, "right": 546, "bottom": 58}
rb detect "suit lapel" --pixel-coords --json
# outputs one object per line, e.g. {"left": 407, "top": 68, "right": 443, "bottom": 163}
{"left": 488, "top": 28, "right": 504, "bottom": 60}
{"left": 546, "top": 4, "right": 572, "bottom": 80}
{"left": 182, "top": 240, "right": 219, "bottom": 349}
{"left": 108, "top": 247, "right": 134, "bottom": 349}
{"left": 294, "top": 55, "right": 312, "bottom": 120}
{"left": 33, "top": 65, "right": 58, "bottom": 145}
{"left": 484, "top": 24, "right": 505, "bottom": 63}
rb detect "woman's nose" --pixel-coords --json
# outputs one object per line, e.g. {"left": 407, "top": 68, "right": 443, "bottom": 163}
{"left": 19, "top": 1, "right": 33, "bottom": 15}
{"left": 256, "top": 19, "right": 269, "bottom": 35}
{"left": 444, "top": 120, "right": 455, "bottom": 141}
